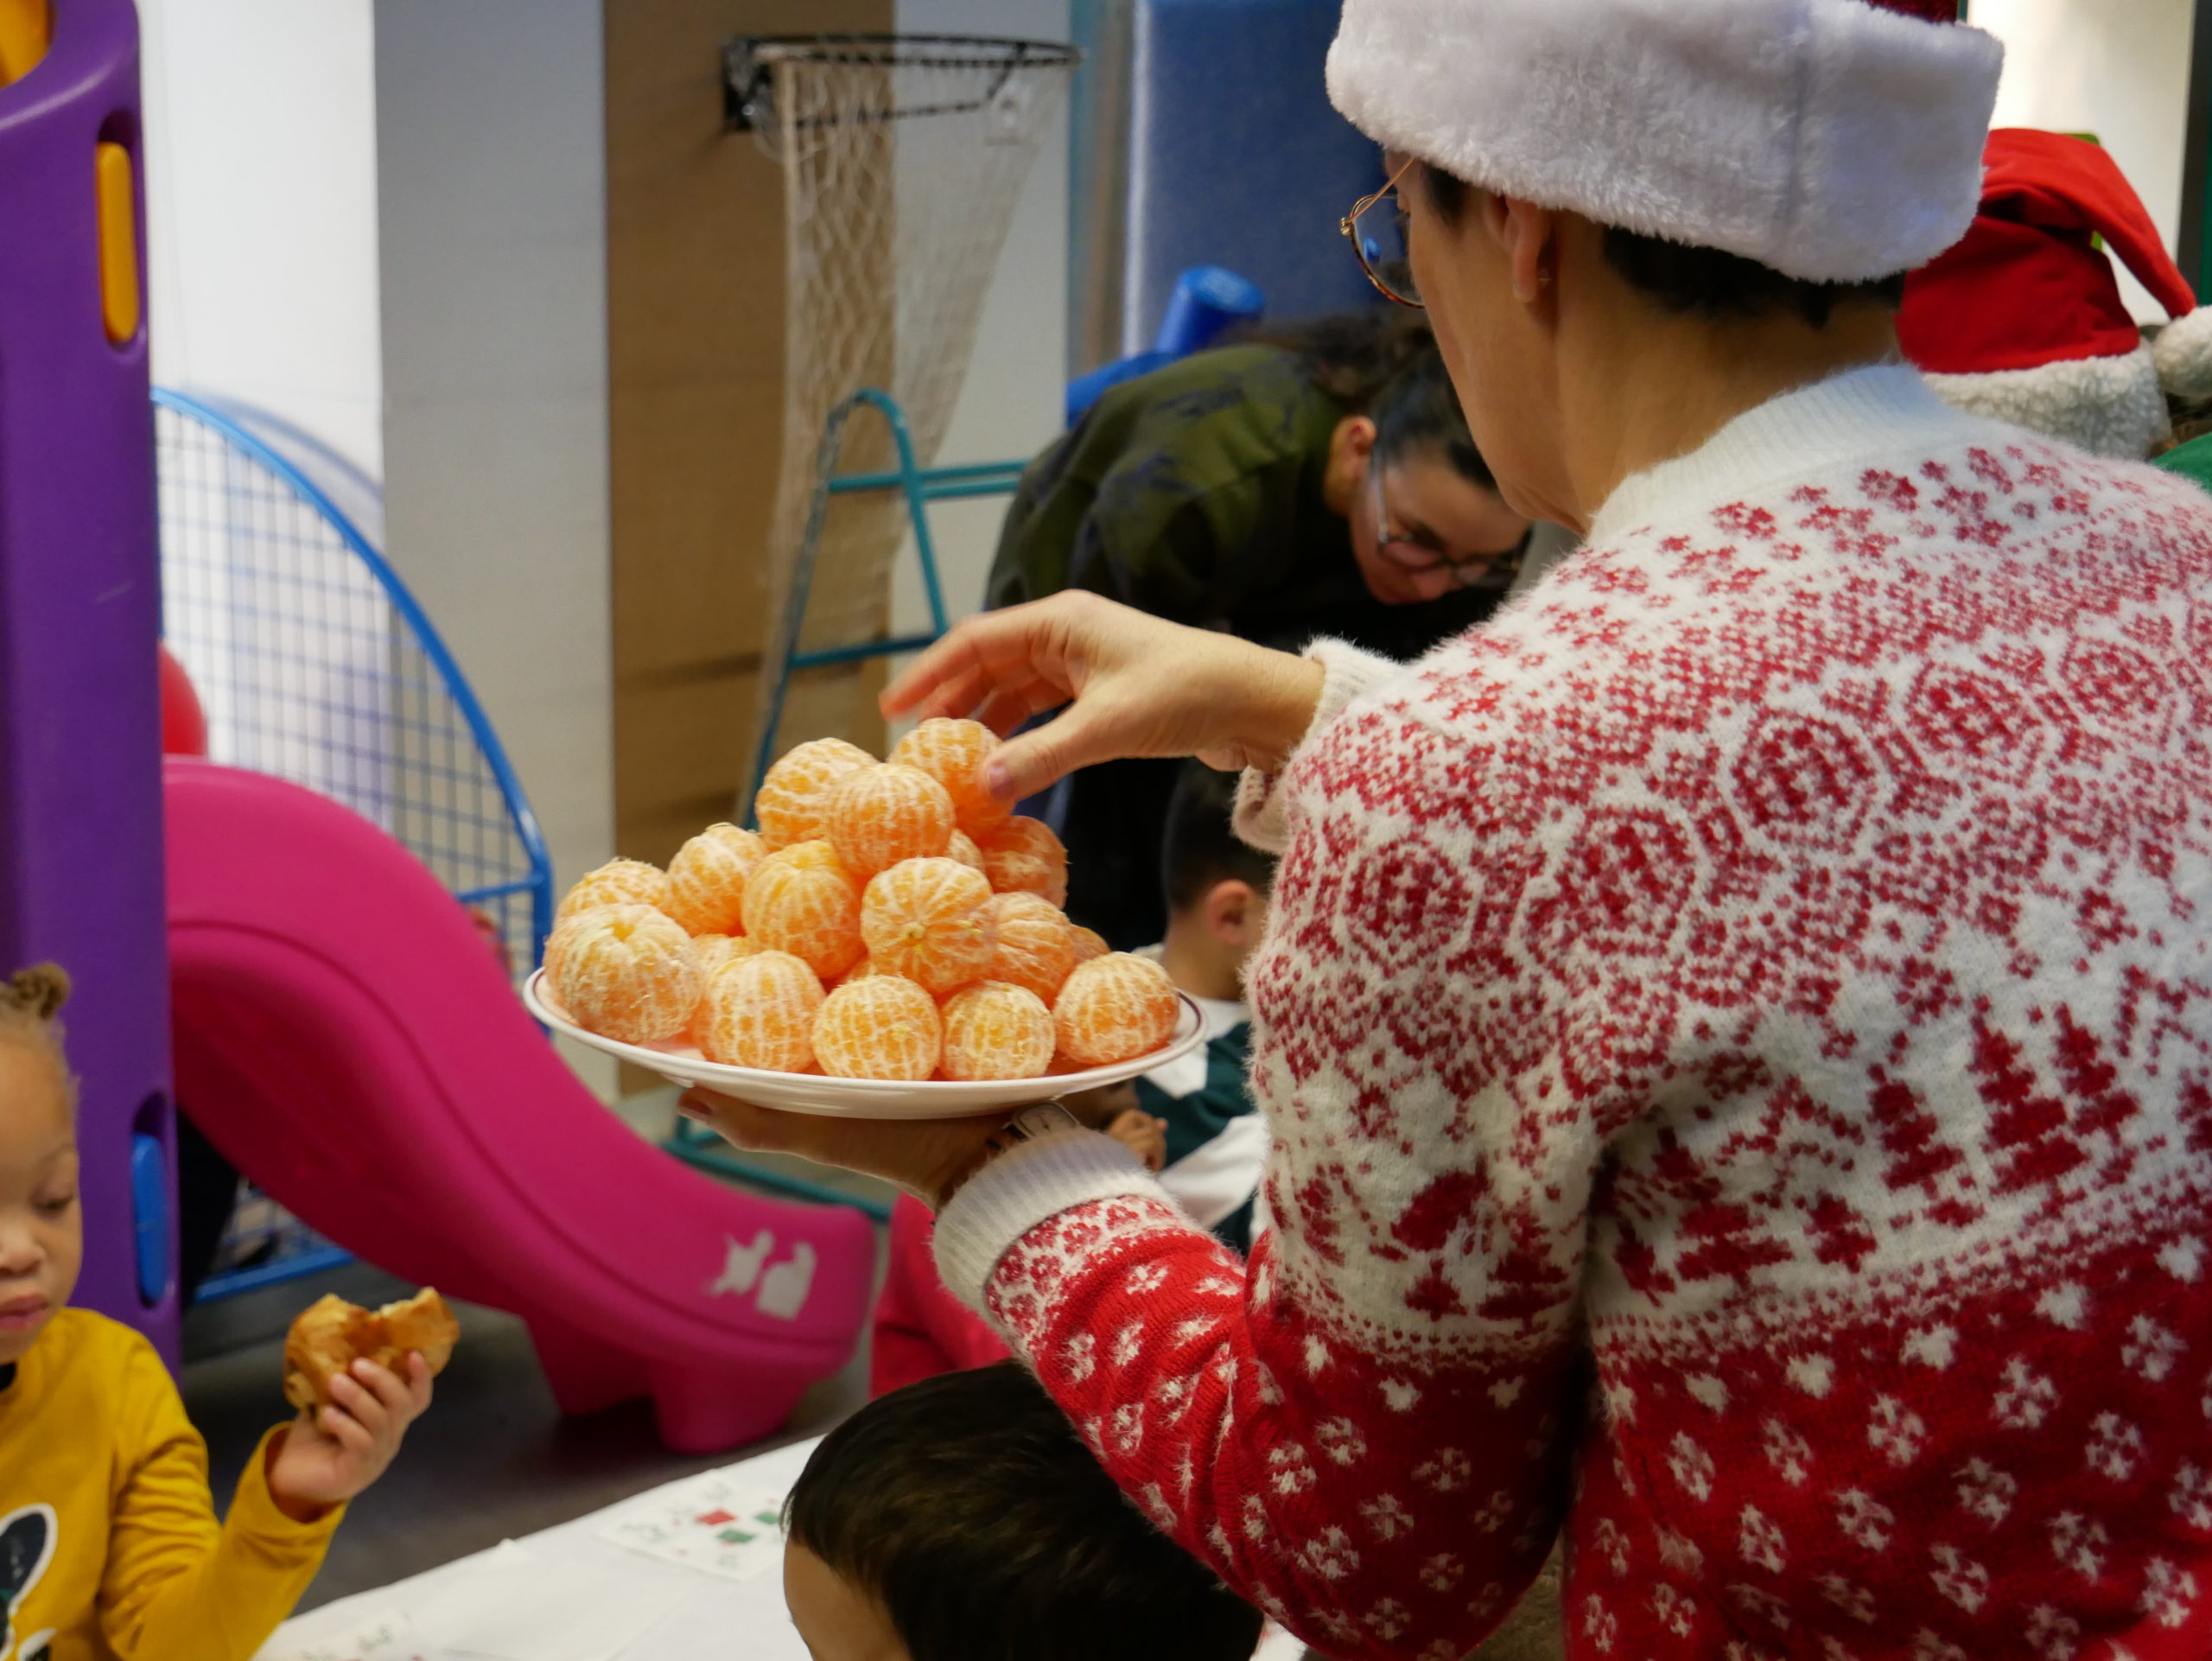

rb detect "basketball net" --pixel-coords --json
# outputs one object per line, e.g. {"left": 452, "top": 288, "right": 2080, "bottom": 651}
{"left": 744, "top": 37, "right": 1073, "bottom": 786}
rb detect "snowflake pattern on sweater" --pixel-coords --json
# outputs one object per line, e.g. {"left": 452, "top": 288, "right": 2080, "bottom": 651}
{"left": 966, "top": 370, "right": 2212, "bottom": 1659}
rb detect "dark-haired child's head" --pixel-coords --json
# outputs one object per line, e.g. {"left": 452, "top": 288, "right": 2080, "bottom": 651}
{"left": 1159, "top": 763, "right": 1276, "bottom": 1003}
{"left": 0, "top": 965, "right": 80, "bottom": 1366}
{"left": 784, "top": 1362, "right": 1263, "bottom": 1661}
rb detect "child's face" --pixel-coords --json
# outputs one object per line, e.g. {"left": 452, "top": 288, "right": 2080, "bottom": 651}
{"left": 784, "top": 1543, "right": 911, "bottom": 1661}
{"left": 0, "top": 1041, "right": 80, "bottom": 1365}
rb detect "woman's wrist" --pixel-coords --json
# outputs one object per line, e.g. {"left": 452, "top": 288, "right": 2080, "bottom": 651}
{"left": 1246, "top": 651, "right": 1329, "bottom": 772}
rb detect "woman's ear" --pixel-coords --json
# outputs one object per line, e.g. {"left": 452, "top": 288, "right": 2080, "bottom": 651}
{"left": 1484, "top": 193, "right": 1559, "bottom": 309}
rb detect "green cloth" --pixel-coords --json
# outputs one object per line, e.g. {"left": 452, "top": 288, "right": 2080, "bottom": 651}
{"left": 988, "top": 343, "right": 1501, "bottom": 657}
{"left": 2155, "top": 433, "right": 2212, "bottom": 495}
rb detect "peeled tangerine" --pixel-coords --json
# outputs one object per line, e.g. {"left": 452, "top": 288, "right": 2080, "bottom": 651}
{"left": 685, "top": 933, "right": 766, "bottom": 1045}
{"left": 692, "top": 932, "right": 766, "bottom": 981}
{"left": 664, "top": 823, "right": 766, "bottom": 935}
{"left": 556, "top": 858, "right": 669, "bottom": 922}
{"left": 861, "top": 857, "right": 997, "bottom": 995}
{"left": 741, "top": 841, "right": 863, "bottom": 980}
{"left": 891, "top": 717, "right": 1009, "bottom": 834}
{"left": 827, "top": 764, "right": 955, "bottom": 878}
{"left": 548, "top": 904, "right": 699, "bottom": 1046}
{"left": 976, "top": 817, "right": 1068, "bottom": 907}
{"left": 985, "top": 891, "right": 1077, "bottom": 1003}
{"left": 1054, "top": 951, "right": 1179, "bottom": 1068}
{"left": 1069, "top": 925, "right": 1109, "bottom": 964}
{"left": 941, "top": 982, "right": 1054, "bottom": 1081}
{"left": 755, "top": 737, "right": 874, "bottom": 850}
{"left": 697, "top": 950, "right": 824, "bottom": 1072}
{"left": 946, "top": 830, "right": 986, "bottom": 875}
{"left": 815, "top": 976, "right": 941, "bottom": 1081}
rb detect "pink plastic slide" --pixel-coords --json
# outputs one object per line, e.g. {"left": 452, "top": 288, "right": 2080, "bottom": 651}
{"left": 163, "top": 758, "right": 876, "bottom": 1453}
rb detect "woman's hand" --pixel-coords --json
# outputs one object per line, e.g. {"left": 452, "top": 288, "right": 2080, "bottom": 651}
{"left": 882, "top": 592, "right": 1327, "bottom": 803}
{"left": 267, "top": 1355, "right": 433, "bottom": 1521}
{"left": 679, "top": 1089, "right": 1007, "bottom": 1210}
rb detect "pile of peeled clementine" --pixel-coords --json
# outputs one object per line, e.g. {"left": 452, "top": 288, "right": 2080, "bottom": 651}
{"left": 543, "top": 720, "right": 1180, "bottom": 1082}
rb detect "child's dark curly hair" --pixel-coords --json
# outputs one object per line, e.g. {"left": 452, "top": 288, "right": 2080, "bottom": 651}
{"left": 0, "top": 964, "right": 77, "bottom": 1115}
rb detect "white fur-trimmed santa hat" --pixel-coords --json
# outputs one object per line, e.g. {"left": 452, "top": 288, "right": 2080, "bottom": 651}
{"left": 1900, "top": 128, "right": 2212, "bottom": 460}
{"left": 1326, "top": 0, "right": 2004, "bottom": 284}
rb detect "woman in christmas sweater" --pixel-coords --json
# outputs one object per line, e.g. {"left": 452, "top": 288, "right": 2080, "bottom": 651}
{"left": 683, "top": 3, "right": 2212, "bottom": 1657}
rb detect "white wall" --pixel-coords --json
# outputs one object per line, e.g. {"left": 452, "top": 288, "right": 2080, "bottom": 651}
{"left": 374, "top": 1, "right": 615, "bottom": 1095}
{"left": 1973, "top": 0, "right": 2197, "bottom": 323}
{"left": 889, "top": 0, "right": 1072, "bottom": 642}
{"left": 372, "top": 0, "right": 613, "bottom": 896}
{"left": 139, "top": 0, "right": 384, "bottom": 474}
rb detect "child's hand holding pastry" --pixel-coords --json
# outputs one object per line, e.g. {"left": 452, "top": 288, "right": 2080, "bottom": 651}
{"left": 268, "top": 1353, "right": 434, "bottom": 1520}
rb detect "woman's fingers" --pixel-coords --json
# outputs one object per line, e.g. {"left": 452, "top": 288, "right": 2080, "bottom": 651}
{"left": 988, "top": 695, "right": 1137, "bottom": 802}
{"left": 680, "top": 1088, "right": 1005, "bottom": 1209}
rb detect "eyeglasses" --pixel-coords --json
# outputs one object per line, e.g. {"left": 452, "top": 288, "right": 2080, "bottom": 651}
{"left": 1342, "top": 155, "right": 1423, "bottom": 309}
{"left": 1370, "top": 466, "right": 1522, "bottom": 592}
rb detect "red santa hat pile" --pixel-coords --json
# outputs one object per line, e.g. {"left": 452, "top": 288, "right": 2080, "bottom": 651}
{"left": 1898, "top": 127, "right": 2212, "bottom": 459}
{"left": 1325, "top": 0, "right": 2003, "bottom": 285}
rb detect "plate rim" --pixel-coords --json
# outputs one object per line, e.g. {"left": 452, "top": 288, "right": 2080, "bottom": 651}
{"left": 524, "top": 970, "right": 1208, "bottom": 1117}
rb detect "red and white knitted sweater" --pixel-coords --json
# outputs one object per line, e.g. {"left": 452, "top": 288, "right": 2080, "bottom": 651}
{"left": 933, "top": 366, "right": 2212, "bottom": 1661}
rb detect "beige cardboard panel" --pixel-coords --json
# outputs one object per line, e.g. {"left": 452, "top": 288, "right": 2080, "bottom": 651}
{"left": 606, "top": 0, "right": 892, "bottom": 901}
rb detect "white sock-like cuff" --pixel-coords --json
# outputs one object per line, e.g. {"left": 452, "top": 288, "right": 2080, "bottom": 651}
{"left": 932, "top": 1130, "right": 1168, "bottom": 1314}
{"left": 1234, "top": 637, "right": 1403, "bottom": 853}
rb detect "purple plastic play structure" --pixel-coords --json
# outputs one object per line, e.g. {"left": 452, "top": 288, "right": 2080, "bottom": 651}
{"left": 0, "top": 0, "right": 175, "bottom": 1363}
{"left": 2, "top": 0, "right": 875, "bottom": 1448}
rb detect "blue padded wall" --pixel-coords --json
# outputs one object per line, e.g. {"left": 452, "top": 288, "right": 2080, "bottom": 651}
{"left": 1120, "top": 0, "right": 1383, "bottom": 351}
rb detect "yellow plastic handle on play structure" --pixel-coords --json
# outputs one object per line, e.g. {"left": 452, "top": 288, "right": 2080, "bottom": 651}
{"left": 97, "top": 140, "right": 139, "bottom": 344}
{"left": 0, "top": 0, "right": 50, "bottom": 89}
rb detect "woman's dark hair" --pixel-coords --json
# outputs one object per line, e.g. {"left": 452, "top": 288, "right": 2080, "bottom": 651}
{"left": 1241, "top": 306, "right": 1433, "bottom": 408}
{"left": 1162, "top": 760, "right": 1278, "bottom": 913}
{"left": 1419, "top": 165, "right": 1907, "bottom": 328}
{"left": 1242, "top": 309, "right": 1496, "bottom": 487}
{"left": 1370, "top": 347, "right": 1493, "bottom": 485}
{"left": 786, "top": 1362, "right": 1264, "bottom": 1661}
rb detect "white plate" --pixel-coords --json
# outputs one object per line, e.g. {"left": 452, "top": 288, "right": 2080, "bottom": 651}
{"left": 524, "top": 971, "right": 1206, "bottom": 1119}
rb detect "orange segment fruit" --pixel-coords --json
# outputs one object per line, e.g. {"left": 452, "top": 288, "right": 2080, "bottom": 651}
{"left": 814, "top": 975, "right": 943, "bottom": 1081}
{"left": 755, "top": 737, "right": 874, "bottom": 850}
{"left": 1053, "top": 951, "right": 1179, "bottom": 1067}
{"left": 826, "top": 763, "right": 956, "bottom": 878}
{"left": 546, "top": 903, "right": 700, "bottom": 1045}
{"left": 664, "top": 824, "right": 766, "bottom": 935}
{"left": 890, "top": 717, "right": 1010, "bottom": 834}
{"left": 691, "top": 932, "right": 766, "bottom": 981}
{"left": 1069, "top": 925, "right": 1109, "bottom": 964}
{"left": 941, "top": 981, "right": 1055, "bottom": 1080}
{"left": 861, "top": 857, "right": 997, "bottom": 995}
{"left": 985, "top": 891, "right": 1077, "bottom": 1003}
{"left": 946, "top": 829, "right": 986, "bottom": 875}
{"left": 556, "top": 858, "right": 670, "bottom": 922}
{"left": 976, "top": 816, "right": 1068, "bottom": 907}
{"left": 741, "top": 840, "right": 864, "bottom": 980}
{"left": 696, "top": 949, "right": 824, "bottom": 1072}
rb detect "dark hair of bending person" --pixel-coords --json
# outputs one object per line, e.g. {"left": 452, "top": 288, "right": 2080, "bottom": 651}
{"left": 784, "top": 1362, "right": 1265, "bottom": 1661}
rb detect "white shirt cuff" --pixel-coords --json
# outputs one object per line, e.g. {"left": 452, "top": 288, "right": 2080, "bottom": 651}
{"left": 931, "top": 1129, "right": 1168, "bottom": 1313}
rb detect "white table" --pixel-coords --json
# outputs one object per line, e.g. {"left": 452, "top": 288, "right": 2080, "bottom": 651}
{"left": 259, "top": 1435, "right": 1306, "bottom": 1661}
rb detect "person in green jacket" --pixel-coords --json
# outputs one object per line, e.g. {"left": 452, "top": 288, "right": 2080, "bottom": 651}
{"left": 990, "top": 315, "right": 1546, "bottom": 945}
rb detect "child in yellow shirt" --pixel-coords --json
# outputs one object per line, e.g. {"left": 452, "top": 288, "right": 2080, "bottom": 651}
{"left": 0, "top": 966, "right": 434, "bottom": 1661}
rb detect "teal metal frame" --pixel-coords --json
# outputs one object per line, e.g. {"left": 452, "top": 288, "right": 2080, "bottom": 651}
{"left": 745, "top": 387, "right": 1027, "bottom": 815}
{"left": 696, "top": 387, "right": 1024, "bottom": 1220}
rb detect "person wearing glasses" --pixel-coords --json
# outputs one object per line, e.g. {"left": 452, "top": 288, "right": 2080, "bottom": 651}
{"left": 989, "top": 315, "right": 1571, "bottom": 945}
{"left": 683, "top": 3, "right": 2212, "bottom": 1658}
